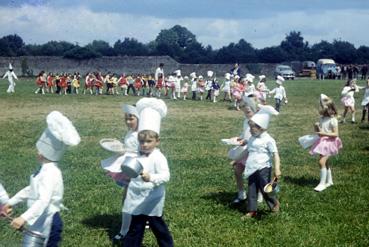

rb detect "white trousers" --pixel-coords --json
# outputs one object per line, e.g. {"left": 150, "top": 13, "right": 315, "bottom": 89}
{"left": 6, "top": 80, "right": 15, "bottom": 93}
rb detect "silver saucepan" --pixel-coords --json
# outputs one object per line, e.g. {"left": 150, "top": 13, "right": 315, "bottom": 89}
{"left": 121, "top": 156, "right": 143, "bottom": 178}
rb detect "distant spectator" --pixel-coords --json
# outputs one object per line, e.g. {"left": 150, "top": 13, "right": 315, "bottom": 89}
{"left": 230, "top": 63, "right": 241, "bottom": 77}
{"left": 361, "top": 64, "right": 368, "bottom": 80}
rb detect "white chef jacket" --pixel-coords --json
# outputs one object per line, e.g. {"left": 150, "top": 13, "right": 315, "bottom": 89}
{"left": 0, "top": 183, "right": 9, "bottom": 204}
{"left": 123, "top": 148, "right": 170, "bottom": 216}
{"left": 244, "top": 132, "right": 278, "bottom": 178}
{"left": 270, "top": 86, "right": 286, "bottom": 100}
{"left": 2, "top": 70, "right": 18, "bottom": 83}
{"left": 361, "top": 87, "right": 369, "bottom": 106}
{"left": 8, "top": 162, "right": 63, "bottom": 238}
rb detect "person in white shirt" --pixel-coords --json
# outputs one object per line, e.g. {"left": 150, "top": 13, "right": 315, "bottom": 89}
{"left": 340, "top": 79, "right": 360, "bottom": 123}
{"left": 123, "top": 98, "right": 173, "bottom": 247}
{"left": 242, "top": 106, "right": 281, "bottom": 218}
{"left": 360, "top": 78, "right": 369, "bottom": 123}
{"left": 2, "top": 111, "right": 80, "bottom": 246}
{"left": 2, "top": 63, "right": 18, "bottom": 93}
{"left": 0, "top": 183, "right": 9, "bottom": 205}
{"left": 269, "top": 76, "right": 288, "bottom": 112}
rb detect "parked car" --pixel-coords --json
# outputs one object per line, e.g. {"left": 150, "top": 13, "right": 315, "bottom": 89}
{"left": 298, "top": 61, "right": 316, "bottom": 77}
{"left": 316, "top": 59, "right": 337, "bottom": 79}
{"left": 275, "top": 65, "right": 295, "bottom": 80}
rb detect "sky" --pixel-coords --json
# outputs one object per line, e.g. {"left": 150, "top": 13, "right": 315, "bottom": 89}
{"left": 0, "top": 0, "right": 368, "bottom": 49}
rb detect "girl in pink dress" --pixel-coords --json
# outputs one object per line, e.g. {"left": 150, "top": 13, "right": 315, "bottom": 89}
{"left": 309, "top": 94, "right": 343, "bottom": 192}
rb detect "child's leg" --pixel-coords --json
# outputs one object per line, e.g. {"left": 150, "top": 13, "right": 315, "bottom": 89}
{"left": 148, "top": 216, "right": 174, "bottom": 247}
{"left": 315, "top": 155, "right": 329, "bottom": 192}
{"left": 361, "top": 107, "right": 367, "bottom": 122}
{"left": 247, "top": 172, "right": 258, "bottom": 213}
{"left": 46, "top": 212, "right": 63, "bottom": 246}
{"left": 233, "top": 162, "right": 246, "bottom": 203}
{"left": 350, "top": 106, "right": 356, "bottom": 122}
{"left": 118, "top": 212, "right": 132, "bottom": 237}
{"left": 257, "top": 168, "right": 279, "bottom": 211}
{"left": 124, "top": 215, "right": 147, "bottom": 247}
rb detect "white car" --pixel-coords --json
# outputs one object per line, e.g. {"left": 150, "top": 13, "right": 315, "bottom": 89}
{"left": 275, "top": 65, "right": 295, "bottom": 80}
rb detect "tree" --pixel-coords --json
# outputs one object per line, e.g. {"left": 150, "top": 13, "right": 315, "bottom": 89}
{"left": 86, "top": 40, "right": 115, "bottom": 56}
{"left": 357, "top": 46, "right": 369, "bottom": 64}
{"left": 114, "top": 38, "right": 148, "bottom": 56}
{"left": 310, "top": 41, "right": 335, "bottom": 62}
{"left": 332, "top": 40, "right": 357, "bottom": 64}
{"left": 63, "top": 46, "right": 101, "bottom": 60}
{"left": 257, "top": 46, "right": 288, "bottom": 63}
{"left": 0, "top": 34, "right": 25, "bottom": 56}
{"left": 280, "top": 31, "right": 308, "bottom": 61}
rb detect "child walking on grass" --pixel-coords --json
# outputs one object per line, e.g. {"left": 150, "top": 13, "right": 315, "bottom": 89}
{"left": 309, "top": 94, "right": 342, "bottom": 192}
{"left": 101, "top": 104, "right": 140, "bottom": 241}
{"left": 243, "top": 106, "right": 281, "bottom": 218}
{"left": 340, "top": 79, "right": 360, "bottom": 123}
{"left": 2, "top": 111, "right": 80, "bottom": 246}
{"left": 123, "top": 98, "right": 173, "bottom": 247}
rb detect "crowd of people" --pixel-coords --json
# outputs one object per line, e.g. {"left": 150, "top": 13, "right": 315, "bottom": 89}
{"left": 0, "top": 60, "right": 369, "bottom": 246}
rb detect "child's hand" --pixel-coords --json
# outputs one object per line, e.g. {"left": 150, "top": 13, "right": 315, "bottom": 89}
{"left": 0, "top": 204, "right": 12, "bottom": 217}
{"left": 141, "top": 171, "right": 151, "bottom": 182}
{"left": 11, "top": 216, "right": 26, "bottom": 230}
{"left": 274, "top": 169, "right": 282, "bottom": 179}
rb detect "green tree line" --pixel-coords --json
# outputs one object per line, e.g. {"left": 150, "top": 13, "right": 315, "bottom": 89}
{"left": 1, "top": 25, "right": 368, "bottom": 64}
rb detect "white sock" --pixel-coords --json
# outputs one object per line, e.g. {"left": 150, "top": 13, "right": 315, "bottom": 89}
{"left": 319, "top": 168, "right": 327, "bottom": 185}
{"left": 120, "top": 213, "right": 132, "bottom": 236}
{"left": 326, "top": 168, "right": 333, "bottom": 185}
{"left": 352, "top": 115, "right": 355, "bottom": 122}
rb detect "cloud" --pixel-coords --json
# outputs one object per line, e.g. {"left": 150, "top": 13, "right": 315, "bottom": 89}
{"left": 0, "top": 4, "right": 368, "bottom": 50}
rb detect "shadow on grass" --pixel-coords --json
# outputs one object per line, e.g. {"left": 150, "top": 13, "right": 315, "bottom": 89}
{"left": 81, "top": 213, "right": 122, "bottom": 246}
{"left": 359, "top": 124, "right": 369, "bottom": 130}
{"left": 201, "top": 191, "right": 247, "bottom": 213}
{"left": 283, "top": 175, "right": 318, "bottom": 187}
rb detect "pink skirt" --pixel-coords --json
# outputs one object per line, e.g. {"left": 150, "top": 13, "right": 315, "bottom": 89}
{"left": 341, "top": 96, "right": 355, "bottom": 107}
{"left": 309, "top": 136, "right": 342, "bottom": 156}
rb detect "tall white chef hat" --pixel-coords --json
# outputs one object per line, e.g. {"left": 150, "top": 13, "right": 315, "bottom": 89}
{"left": 250, "top": 105, "right": 279, "bottom": 129}
{"left": 276, "top": 75, "right": 285, "bottom": 85}
{"left": 246, "top": 73, "right": 255, "bottom": 83}
{"left": 190, "top": 72, "right": 197, "bottom": 79}
{"left": 225, "top": 73, "right": 231, "bottom": 80}
{"left": 207, "top": 70, "right": 214, "bottom": 77}
{"left": 136, "top": 98, "right": 167, "bottom": 134}
{"left": 36, "top": 111, "right": 81, "bottom": 161}
{"left": 174, "top": 70, "right": 181, "bottom": 76}
{"left": 122, "top": 104, "right": 139, "bottom": 119}
{"left": 9, "top": 63, "right": 13, "bottom": 70}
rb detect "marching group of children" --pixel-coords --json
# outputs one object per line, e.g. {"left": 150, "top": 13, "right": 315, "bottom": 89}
{"left": 1, "top": 62, "right": 369, "bottom": 246}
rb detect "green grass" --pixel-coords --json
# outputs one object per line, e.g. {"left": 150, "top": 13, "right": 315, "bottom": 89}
{"left": 0, "top": 78, "right": 369, "bottom": 246}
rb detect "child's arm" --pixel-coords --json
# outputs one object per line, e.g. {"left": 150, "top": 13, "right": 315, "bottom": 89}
{"left": 317, "top": 125, "right": 338, "bottom": 137}
{"left": 273, "top": 152, "right": 281, "bottom": 178}
{"left": 142, "top": 154, "right": 170, "bottom": 186}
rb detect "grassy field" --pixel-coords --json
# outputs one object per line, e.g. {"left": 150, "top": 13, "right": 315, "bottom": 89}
{"left": 0, "top": 78, "right": 369, "bottom": 246}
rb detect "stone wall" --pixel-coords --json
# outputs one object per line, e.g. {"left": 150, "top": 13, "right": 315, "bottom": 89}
{"left": 0, "top": 56, "right": 288, "bottom": 78}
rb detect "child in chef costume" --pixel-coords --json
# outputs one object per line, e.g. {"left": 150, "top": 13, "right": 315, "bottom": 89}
{"left": 123, "top": 98, "right": 173, "bottom": 247}
{"left": 2, "top": 111, "right": 80, "bottom": 246}
{"left": 243, "top": 106, "right": 281, "bottom": 218}
{"left": 2, "top": 63, "right": 18, "bottom": 94}
{"left": 269, "top": 76, "right": 288, "bottom": 112}
{"left": 100, "top": 104, "right": 140, "bottom": 241}
{"left": 227, "top": 96, "right": 262, "bottom": 204}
